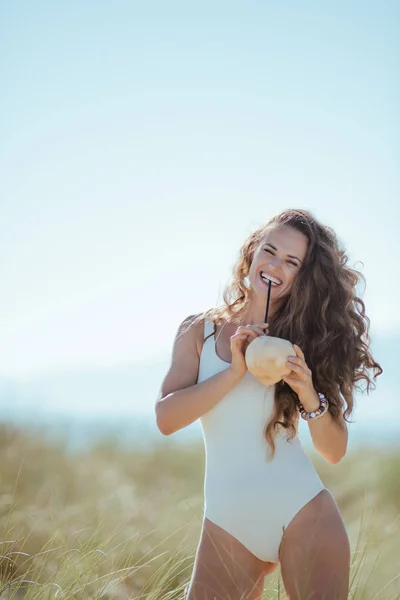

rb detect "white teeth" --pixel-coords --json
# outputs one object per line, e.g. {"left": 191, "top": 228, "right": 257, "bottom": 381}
{"left": 261, "top": 272, "right": 282, "bottom": 285}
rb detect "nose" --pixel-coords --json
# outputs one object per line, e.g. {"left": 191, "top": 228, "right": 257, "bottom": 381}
{"left": 267, "top": 256, "right": 281, "bottom": 271}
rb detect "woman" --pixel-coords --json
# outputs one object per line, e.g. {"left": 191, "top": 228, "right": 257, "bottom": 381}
{"left": 155, "top": 209, "right": 382, "bottom": 600}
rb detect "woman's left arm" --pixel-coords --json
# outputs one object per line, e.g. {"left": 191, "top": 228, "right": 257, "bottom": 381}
{"left": 283, "top": 345, "right": 348, "bottom": 464}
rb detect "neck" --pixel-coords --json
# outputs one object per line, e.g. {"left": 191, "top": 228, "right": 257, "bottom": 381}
{"left": 238, "top": 292, "right": 280, "bottom": 325}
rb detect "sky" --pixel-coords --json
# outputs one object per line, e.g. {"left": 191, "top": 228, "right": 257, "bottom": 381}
{"left": 1, "top": 0, "right": 399, "bottom": 381}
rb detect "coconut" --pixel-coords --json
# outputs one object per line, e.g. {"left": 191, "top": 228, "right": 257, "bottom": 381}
{"left": 245, "top": 335, "right": 295, "bottom": 386}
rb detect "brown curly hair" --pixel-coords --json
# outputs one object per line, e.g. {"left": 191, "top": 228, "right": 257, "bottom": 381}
{"left": 187, "top": 209, "right": 382, "bottom": 458}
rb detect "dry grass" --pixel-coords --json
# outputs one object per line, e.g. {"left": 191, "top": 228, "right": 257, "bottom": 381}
{"left": 0, "top": 424, "right": 399, "bottom": 599}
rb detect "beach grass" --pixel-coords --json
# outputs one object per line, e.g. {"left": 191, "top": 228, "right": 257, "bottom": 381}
{"left": 0, "top": 424, "right": 399, "bottom": 599}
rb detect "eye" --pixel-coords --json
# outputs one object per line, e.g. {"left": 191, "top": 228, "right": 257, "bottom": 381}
{"left": 264, "top": 248, "right": 298, "bottom": 267}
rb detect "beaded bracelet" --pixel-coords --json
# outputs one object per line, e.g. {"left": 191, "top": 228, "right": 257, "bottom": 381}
{"left": 298, "top": 393, "right": 329, "bottom": 421}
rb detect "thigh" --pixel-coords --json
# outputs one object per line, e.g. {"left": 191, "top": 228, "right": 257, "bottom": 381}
{"left": 186, "top": 517, "right": 273, "bottom": 600}
{"left": 278, "top": 489, "right": 350, "bottom": 600}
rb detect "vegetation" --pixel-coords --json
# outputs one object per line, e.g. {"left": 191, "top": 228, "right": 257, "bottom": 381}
{"left": 0, "top": 424, "right": 399, "bottom": 599}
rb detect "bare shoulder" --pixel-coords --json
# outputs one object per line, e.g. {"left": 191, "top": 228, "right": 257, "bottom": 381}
{"left": 174, "top": 313, "right": 208, "bottom": 356}
{"left": 157, "top": 313, "right": 207, "bottom": 401}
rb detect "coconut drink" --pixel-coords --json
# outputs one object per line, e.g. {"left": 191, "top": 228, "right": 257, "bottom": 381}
{"left": 245, "top": 279, "right": 295, "bottom": 386}
{"left": 245, "top": 335, "right": 295, "bottom": 386}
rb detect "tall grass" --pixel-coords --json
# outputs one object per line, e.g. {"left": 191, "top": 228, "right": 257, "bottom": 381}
{"left": 0, "top": 424, "right": 399, "bottom": 599}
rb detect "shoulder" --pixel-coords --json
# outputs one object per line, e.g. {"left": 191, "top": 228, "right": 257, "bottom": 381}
{"left": 177, "top": 311, "right": 216, "bottom": 357}
{"left": 177, "top": 313, "right": 204, "bottom": 334}
{"left": 175, "top": 313, "right": 206, "bottom": 357}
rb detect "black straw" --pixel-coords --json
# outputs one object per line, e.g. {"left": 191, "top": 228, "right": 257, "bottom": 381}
{"left": 264, "top": 279, "right": 272, "bottom": 324}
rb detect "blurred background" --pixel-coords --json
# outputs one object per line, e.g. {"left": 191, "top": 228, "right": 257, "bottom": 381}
{"left": 0, "top": 1, "right": 399, "bottom": 599}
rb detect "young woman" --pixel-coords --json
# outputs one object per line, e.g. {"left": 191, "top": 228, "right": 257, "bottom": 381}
{"left": 155, "top": 209, "right": 382, "bottom": 600}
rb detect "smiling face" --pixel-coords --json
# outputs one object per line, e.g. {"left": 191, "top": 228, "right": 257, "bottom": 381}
{"left": 248, "top": 224, "right": 309, "bottom": 304}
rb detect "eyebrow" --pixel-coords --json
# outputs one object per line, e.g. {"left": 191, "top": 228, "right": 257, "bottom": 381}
{"left": 265, "top": 243, "right": 303, "bottom": 263}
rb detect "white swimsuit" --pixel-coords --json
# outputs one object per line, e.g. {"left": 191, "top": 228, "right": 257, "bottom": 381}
{"left": 197, "top": 318, "right": 326, "bottom": 563}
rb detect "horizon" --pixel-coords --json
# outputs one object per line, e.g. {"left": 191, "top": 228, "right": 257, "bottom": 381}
{"left": 0, "top": 329, "right": 395, "bottom": 448}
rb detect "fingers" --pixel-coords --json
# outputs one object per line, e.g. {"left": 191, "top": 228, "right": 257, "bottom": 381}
{"left": 245, "top": 327, "right": 266, "bottom": 337}
{"left": 287, "top": 355, "right": 312, "bottom": 376}
{"left": 230, "top": 323, "right": 269, "bottom": 361}
{"left": 286, "top": 361, "right": 306, "bottom": 376}
{"left": 231, "top": 330, "right": 259, "bottom": 344}
{"left": 293, "top": 344, "right": 305, "bottom": 359}
{"left": 236, "top": 323, "right": 269, "bottom": 336}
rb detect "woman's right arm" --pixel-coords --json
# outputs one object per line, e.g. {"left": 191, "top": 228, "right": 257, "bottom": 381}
{"left": 155, "top": 315, "right": 241, "bottom": 435}
{"left": 155, "top": 315, "right": 269, "bottom": 435}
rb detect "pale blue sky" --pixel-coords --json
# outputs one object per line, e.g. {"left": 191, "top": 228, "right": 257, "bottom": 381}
{"left": 1, "top": 0, "right": 398, "bottom": 379}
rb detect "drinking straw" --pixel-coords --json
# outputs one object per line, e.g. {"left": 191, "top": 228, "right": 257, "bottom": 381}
{"left": 264, "top": 279, "right": 272, "bottom": 325}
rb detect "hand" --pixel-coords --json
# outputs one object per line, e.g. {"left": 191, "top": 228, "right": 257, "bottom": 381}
{"left": 282, "top": 344, "right": 315, "bottom": 398}
{"left": 229, "top": 322, "right": 269, "bottom": 380}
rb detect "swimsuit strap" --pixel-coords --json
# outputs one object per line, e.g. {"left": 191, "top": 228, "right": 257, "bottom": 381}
{"left": 204, "top": 316, "right": 228, "bottom": 343}
{"left": 204, "top": 316, "right": 215, "bottom": 340}
{"left": 215, "top": 320, "right": 227, "bottom": 344}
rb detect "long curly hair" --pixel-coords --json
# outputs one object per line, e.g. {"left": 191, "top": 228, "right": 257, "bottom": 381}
{"left": 188, "top": 209, "right": 382, "bottom": 458}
